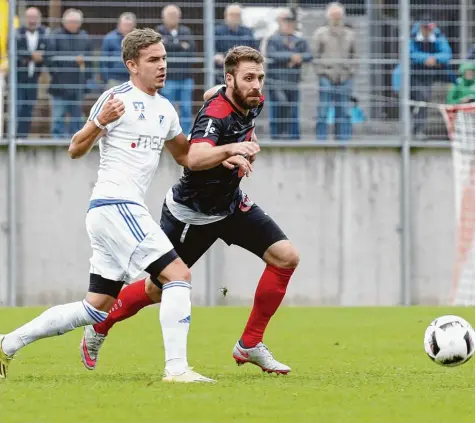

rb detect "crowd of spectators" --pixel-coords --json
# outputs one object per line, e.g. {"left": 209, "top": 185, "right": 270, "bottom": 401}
{"left": 7, "top": 2, "right": 475, "bottom": 140}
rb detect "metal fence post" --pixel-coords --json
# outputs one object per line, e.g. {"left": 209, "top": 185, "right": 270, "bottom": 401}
{"left": 7, "top": 0, "right": 18, "bottom": 306}
{"left": 399, "top": 0, "right": 412, "bottom": 306}
{"left": 203, "top": 0, "right": 216, "bottom": 306}
{"left": 203, "top": 0, "right": 215, "bottom": 91}
{"left": 459, "top": 0, "right": 468, "bottom": 58}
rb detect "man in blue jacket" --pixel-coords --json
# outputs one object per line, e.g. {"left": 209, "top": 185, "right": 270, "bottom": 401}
{"left": 16, "top": 7, "right": 48, "bottom": 138}
{"left": 100, "top": 13, "right": 136, "bottom": 88}
{"left": 409, "top": 16, "right": 452, "bottom": 139}
{"left": 265, "top": 9, "right": 312, "bottom": 140}
{"left": 157, "top": 4, "right": 196, "bottom": 135}
{"left": 214, "top": 3, "right": 258, "bottom": 84}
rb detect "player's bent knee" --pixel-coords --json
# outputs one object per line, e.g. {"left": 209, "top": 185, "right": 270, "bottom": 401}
{"left": 279, "top": 249, "right": 300, "bottom": 269}
{"left": 264, "top": 241, "right": 300, "bottom": 269}
{"left": 145, "top": 249, "right": 180, "bottom": 286}
{"left": 160, "top": 258, "right": 192, "bottom": 285}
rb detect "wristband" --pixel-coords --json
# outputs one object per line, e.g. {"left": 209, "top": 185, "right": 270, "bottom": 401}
{"left": 93, "top": 117, "right": 106, "bottom": 130}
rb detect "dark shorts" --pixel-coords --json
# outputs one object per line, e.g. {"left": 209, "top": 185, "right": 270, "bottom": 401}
{"left": 160, "top": 202, "right": 288, "bottom": 267}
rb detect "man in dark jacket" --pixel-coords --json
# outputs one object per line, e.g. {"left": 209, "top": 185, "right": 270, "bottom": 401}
{"left": 265, "top": 9, "right": 312, "bottom": 140}
{"left": 16, "top": 7, "right": 48, "bottom": 137}
{"left": 214, "top": 3, "right": 258, "bottom": 84}
{"left": 100, "top": 12, "right": 136, "bottom": 88}
{"left": 46, "top": 8, "right": 93, "bottom": 138}
{"left": 157, "top": 4, "right": 196, "bottom": 135}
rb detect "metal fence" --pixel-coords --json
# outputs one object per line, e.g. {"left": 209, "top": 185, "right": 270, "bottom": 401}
{"left": 1, "top": 0, "right": 475, "bottom": 306}
{"left": 1, "top": 0, "right": 474, "bottom": 141}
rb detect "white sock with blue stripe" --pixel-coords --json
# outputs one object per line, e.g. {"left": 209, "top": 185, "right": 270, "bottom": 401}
{"left": 2, "top": 300, "right": 107, "bottom": 356}
{"left": 160, "top": 281, "right": 192, "bottom": 375}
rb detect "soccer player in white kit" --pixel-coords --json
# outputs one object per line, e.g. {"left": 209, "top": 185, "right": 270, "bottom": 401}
{"left": 0, "top": 28, "right": 214, "bottom": 383}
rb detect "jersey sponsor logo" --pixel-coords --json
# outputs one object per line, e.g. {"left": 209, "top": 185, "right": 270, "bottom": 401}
{"left": 203, "top": 118, "right": 216, "bottom": 137}
{"left": 133, "top": 101, "right": 145, "bottom": 112}
{"left": 133, "top": 134, "right": 166, "bottom": 151}
{"left": 138, "top": 113, "right": 146, "bottom": 121}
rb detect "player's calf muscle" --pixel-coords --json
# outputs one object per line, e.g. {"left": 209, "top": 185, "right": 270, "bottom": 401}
{"left": 85, "top": 292, "right": 117, "bottom": 312}
{"left": 85, "top": 273, "right": 124, "bottom": 311}
{"left": 145, "top": 278, "right": 163, "bottom": 303}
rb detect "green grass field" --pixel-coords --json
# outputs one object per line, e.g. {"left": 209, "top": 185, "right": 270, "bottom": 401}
{"left": 0, "top": 306, "right": 474, "bottom": 423}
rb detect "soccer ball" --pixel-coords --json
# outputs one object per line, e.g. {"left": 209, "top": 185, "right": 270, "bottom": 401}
{"left": 424, "top": 315, "right": 475, "bottom": 367}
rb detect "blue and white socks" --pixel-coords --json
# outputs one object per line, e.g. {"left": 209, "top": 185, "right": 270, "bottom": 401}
{"left": 2, "top": 300, "right": 107, "bottom": 356}
{"left": 159, "top": 281, "right": 192, "bottom": 375}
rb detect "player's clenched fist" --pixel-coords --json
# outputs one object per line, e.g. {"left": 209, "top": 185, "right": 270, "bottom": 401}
{"left": 227, "top": 141, "right": 260, "bottom": 158}
{"left": 97, "top": 93, "right": 125, "bottom": 126}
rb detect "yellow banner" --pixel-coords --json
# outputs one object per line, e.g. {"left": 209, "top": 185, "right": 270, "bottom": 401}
{"left": 0, "top": 0, "right": 7, "bottom": 68}
{"left": 0, "top": 1, "right": 19, "bottom": 72}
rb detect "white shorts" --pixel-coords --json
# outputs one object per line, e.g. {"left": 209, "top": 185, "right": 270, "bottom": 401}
{"left": 86, "top": 203, "right": 175, "bottom": 283}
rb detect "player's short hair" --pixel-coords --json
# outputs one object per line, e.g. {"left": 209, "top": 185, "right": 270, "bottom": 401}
{"left": 122, "top": 28, "right": 162, "bottom": 64}
{"left": 224, "top": 46, "right": 264, "bottom": 76}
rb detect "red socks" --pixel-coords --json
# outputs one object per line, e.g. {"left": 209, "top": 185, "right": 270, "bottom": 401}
{"left": 93, "top": 278, "right": 154, "bottom": 336}
{"left": 240, "top": 264, "right": 294, "bottom": 348}
{"left": 93, "top": 265, "right": 294, "bottom": 344}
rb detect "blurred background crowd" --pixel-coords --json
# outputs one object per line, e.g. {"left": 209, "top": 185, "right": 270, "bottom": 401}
{"left": 0, "top": 0, "right": 474, "bottom": 141}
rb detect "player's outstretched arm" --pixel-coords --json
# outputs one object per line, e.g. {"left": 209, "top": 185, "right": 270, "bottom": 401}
{"left": 187, "top": 141, "right": 260, "bottom": 171}
{"left": 69, "top": 93, "right": 124, "bottom": 159}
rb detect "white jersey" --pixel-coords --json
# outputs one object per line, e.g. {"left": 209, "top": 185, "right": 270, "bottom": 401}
{"left": 88, "top": 81, "right": 182, "bottom": 207}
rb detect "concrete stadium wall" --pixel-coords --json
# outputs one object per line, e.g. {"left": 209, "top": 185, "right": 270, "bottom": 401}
{"left": 0, "top": 145, "right": 456, "bottom": 306}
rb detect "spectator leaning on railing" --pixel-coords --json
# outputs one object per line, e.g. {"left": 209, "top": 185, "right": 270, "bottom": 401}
{"left": 157, "top": 4, "right": 196, "bottom": 136}
{"left": 312, "top": 2, "right": 356, "bottom": 141}
{"left": 16, "top": 6, "right": 48, "bottom": 138}
{"left": 100, "top": 12, "right": 136, "bottom": 89}
{"left": 46, "top": 8, "right": 93, "bottom": 139}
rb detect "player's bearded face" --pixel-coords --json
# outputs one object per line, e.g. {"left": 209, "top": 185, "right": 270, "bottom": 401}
{"left": 232, "top": 76, "right": 262, "bottom": 110}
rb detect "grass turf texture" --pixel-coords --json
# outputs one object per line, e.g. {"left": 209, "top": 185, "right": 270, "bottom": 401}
{"left": 0, "top": 306, "right": 474, "bottom": 423}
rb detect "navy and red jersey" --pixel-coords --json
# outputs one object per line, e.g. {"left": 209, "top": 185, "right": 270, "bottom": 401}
{"left": 172, "top": 87, "right": 264, "bottom": 216}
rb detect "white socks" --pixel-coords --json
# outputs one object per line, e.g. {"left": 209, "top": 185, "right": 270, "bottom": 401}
{"left": 160, "top": 281, "right": 192, "bottom": 375}
{"left": 2, "top": 300, "right": 108, "bottom": 356}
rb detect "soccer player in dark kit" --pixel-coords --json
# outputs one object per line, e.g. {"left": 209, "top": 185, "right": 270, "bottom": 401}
{"left": 80, "top": 46, "right": 300, "bottom": 377}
